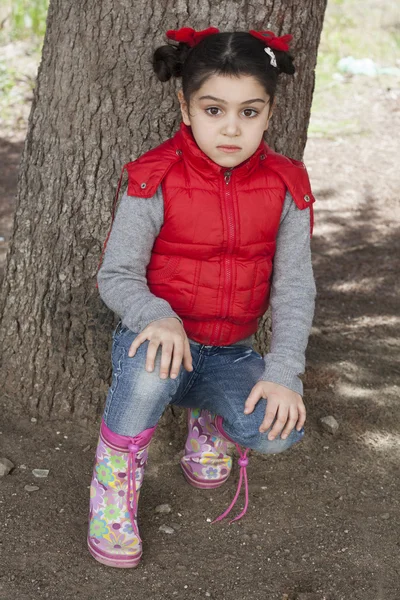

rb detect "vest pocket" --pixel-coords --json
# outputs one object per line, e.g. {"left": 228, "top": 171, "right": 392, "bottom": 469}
{"left": 146, "top": 255, "right": 181, "bottom": 282}
{"left": 146, "top": 255, "right": 198, "bottom": 315}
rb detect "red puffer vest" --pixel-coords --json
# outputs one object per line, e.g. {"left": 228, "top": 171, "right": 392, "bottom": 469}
{"left": 98, "top": 122, "right": 315, "bottom": 346}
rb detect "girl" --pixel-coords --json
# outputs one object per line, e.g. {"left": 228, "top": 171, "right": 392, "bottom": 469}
{"left": 88, "top": 27, "right": 317, "bottom": 568}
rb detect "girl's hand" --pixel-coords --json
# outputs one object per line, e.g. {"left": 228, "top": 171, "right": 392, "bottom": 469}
{"left": 244, "top": 381, "right": 306, "bottom": 440}
{"left": 128, "top": 318, "right": 193, "bottom": 379}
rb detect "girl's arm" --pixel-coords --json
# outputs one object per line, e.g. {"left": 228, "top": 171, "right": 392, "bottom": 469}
{"left": 97, "top": 186, "right": 183, "bottom": 333}
{"left": 257, "top": 190, "right": 317, "bottom": 396}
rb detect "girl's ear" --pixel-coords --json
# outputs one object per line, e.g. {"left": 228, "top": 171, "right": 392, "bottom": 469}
{"left": 264, "top": 98, "right": 276, "bottom": 132}
{"left": 177, "top": 89, "right": 191, "bottom": 125}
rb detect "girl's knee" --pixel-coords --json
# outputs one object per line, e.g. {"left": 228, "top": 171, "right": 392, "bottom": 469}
{"left": 255, "top": 426, "right": 305, "bottom": 454}
{"left": 103, "top": 338, "right": 180, "bottom": 437}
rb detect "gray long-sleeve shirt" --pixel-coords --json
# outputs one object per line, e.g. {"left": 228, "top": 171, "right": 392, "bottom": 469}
{"left": 97, "top": 186, "right": 317, "bottom": 396}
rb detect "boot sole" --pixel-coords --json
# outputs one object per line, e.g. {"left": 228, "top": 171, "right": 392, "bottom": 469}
{"left": 180, "top": 462, "right": 230, "bottom": 489}
{"left": 87, "top": 537, "right": 142, "bottom": 568}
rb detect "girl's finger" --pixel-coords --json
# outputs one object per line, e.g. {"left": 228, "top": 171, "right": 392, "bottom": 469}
{"left": 128, "top": 334, "right": 145, "bottom": 357}
{"left": 258, "top": 398, "right": 279, "bottom": 433}
{"left": 169, "top": 339, "right": 184, "bottom": 379}
{"left": 296, "top": 403, "right": 307, "bottom": 430}
{"left": 145, "top": 340, "right": 161, "bottom": 372}
{"left": 280, "top": 407, "right": 299, "bottom": 439}
{"left": 266, "top": 405, "right": 288, "bottom": 440}
{"left": 244, "top": 386, "right": 263, "bottom": 415}
{"left": 183, "top": 338, "right": 194, "bottom": 372}
{"left": 159, "top": 341, "right": 174, "bottom": 379}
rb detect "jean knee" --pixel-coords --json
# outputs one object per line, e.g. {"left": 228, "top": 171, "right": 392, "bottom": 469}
{"left": 103, "top": 336, "right": 181, "bottom": 436}
{"left": 255, "top": 426, "right": 305, "bottom": 454}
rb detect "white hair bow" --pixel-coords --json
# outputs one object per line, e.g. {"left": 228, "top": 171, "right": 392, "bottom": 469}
{"left": 264, "top": 46, "right": 277, "bottom": 68}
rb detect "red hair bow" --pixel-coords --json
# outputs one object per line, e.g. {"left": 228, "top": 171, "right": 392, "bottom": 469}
{"left": 249, "top": 30, "right": 293, "bottom": 52}
{"left": 166, "top": 27, "right": 220, "bottom": 48}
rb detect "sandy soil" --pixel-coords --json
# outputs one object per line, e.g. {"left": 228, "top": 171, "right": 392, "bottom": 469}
{"left": 0, "top": 72, "right": 400, "bottom": 600}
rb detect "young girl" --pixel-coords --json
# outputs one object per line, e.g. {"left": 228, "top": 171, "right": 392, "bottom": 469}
{"left": 88, "top": 27, "right": 316, "bottom": 568}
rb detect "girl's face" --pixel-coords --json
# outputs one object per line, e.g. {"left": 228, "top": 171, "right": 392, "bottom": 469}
{"left": 178, "top": 74, "right": 275, "bottom": 168}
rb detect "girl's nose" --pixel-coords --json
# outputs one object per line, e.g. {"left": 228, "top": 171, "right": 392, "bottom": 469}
{"left": 222, "top": 116, "right": 240, "bottom": 137}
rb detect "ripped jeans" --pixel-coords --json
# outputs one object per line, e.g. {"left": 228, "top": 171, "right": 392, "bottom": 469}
{"left": 103, "top": 320, "right": 305, "bottom": 454}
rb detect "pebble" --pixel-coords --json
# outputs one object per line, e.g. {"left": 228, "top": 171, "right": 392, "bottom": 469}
{"left": 159, "top": 525, "right": 175, "bottom": 534}
{"left": 320, "top": 415, "right": 339, "bottom": 434}
{"left": 24, "top": 485, "right": 39, "bottom": 492}
{"left": 30, "top": 417, "right": 37, "bottom": 423}
{"left": 170, "top": 522, "right": 181, "bottom": 531}
{"left": 0, "top": 457, "right": 14, "bottom": 477}
{"left": 32, "top": 469, "right": 49, "bottom": 478}
{"left": 381, "top": 513, "right": 390, "bottom": 520}
{"left": 0, "top": 236, "right": 4, "bottom": 242}
{"left": 155, "top": 503, "right": 172, "bottom": 514}
{"left": 82, "top": 445, "right": 91, "bottom": 453}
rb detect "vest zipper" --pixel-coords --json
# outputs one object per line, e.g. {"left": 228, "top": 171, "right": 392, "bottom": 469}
{"left": 211, "top": 168, "right": 235, "bottom": 344}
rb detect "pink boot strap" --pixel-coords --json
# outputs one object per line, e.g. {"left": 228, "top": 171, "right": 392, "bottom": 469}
{"left": 212, "top": 416, "right": 250, "bottom": 524}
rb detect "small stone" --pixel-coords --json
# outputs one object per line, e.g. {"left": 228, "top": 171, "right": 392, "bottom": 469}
{"left": 320, "top": 415, "right": 339, "bottom": 434}
{"left": 82, "top": 445, "right": 91, "bottom": 452}
{"left": 19, "top": 464, "right": 27, "bottom": 470}
{"left": 32, "top": 469, "right": 49, "bottom": 478}
{"left": 159, "top": 525, "right": 175, "bottom": 534}
{"left": 170, "top": 522, "right": 181, "bottom": 531}
{"left": 155, "top": 503, "right": 172, "bottom": 514}
{"left": 381, "top": 513, "right": 390, "bottom": 520}
{"left": 0, "top": 458, "right": 14, "bottom": 477}
{"left": 30, "top": 417, "right": 37, "bottom": 423}
{"left": 24, "top": 485, "right": 40, "bottom": 492}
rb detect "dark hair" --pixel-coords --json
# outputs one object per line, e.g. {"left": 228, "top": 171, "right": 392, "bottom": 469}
{"left": 152, "top": 31, "right": 295, "bottom": 111}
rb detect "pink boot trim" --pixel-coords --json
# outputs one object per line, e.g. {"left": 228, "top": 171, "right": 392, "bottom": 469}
{"left": 211, "top": 416, "right": 250, "bottom": 524}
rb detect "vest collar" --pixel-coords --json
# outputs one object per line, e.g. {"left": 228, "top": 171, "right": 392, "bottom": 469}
{"left": 173, "top": 121, "right": 267, "bottom": 180}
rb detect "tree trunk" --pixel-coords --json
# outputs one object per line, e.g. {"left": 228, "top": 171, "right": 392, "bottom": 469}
{"left": 0, "top": 0, "right": 327, "bottom": 424}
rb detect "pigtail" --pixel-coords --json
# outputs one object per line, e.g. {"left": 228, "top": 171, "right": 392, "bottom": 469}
{"left": 152, "top": 42, "right": 191, "bottom": 82}
{"left": 273, "top": 49, "right": 296, "bottom": 76}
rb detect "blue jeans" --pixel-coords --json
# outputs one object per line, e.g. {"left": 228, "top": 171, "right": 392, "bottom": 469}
{"left": 103, "top": 321, "right": 305, "bottom": 454}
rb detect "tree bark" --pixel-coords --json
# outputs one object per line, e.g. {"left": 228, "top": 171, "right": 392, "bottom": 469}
{"left": 0, "top": 0, "right": 327, "bottom": 423}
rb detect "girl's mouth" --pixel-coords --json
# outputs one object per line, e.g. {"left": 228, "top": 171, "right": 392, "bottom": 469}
{"left": 218, "top": 146, "right": 241, "bottom": 153}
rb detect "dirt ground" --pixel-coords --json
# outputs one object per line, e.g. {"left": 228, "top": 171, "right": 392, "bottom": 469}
{"left": 1, "top": 72, "right": 400, "bottom": 599}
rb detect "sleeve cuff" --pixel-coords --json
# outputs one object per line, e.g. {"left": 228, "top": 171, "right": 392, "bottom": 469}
{"left": 257, "top": 358, "right": 304, "bottom": 396}
{"left": 123, "top": 303, "right": 183, "bottom": 333}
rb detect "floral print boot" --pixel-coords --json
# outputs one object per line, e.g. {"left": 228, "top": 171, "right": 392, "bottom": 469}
{"left": 180, "top": 408, "right": 232, "bottom": 489}
{"left": 87, "top": 419, "right": 156, "bottom": 568}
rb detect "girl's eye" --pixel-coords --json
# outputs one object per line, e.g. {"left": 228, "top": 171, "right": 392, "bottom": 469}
{"left": 242, "top": 108, "right": 258, "bottom": 118}
{"left": 205, "top": 107, "right": 222, "bottom": 116}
